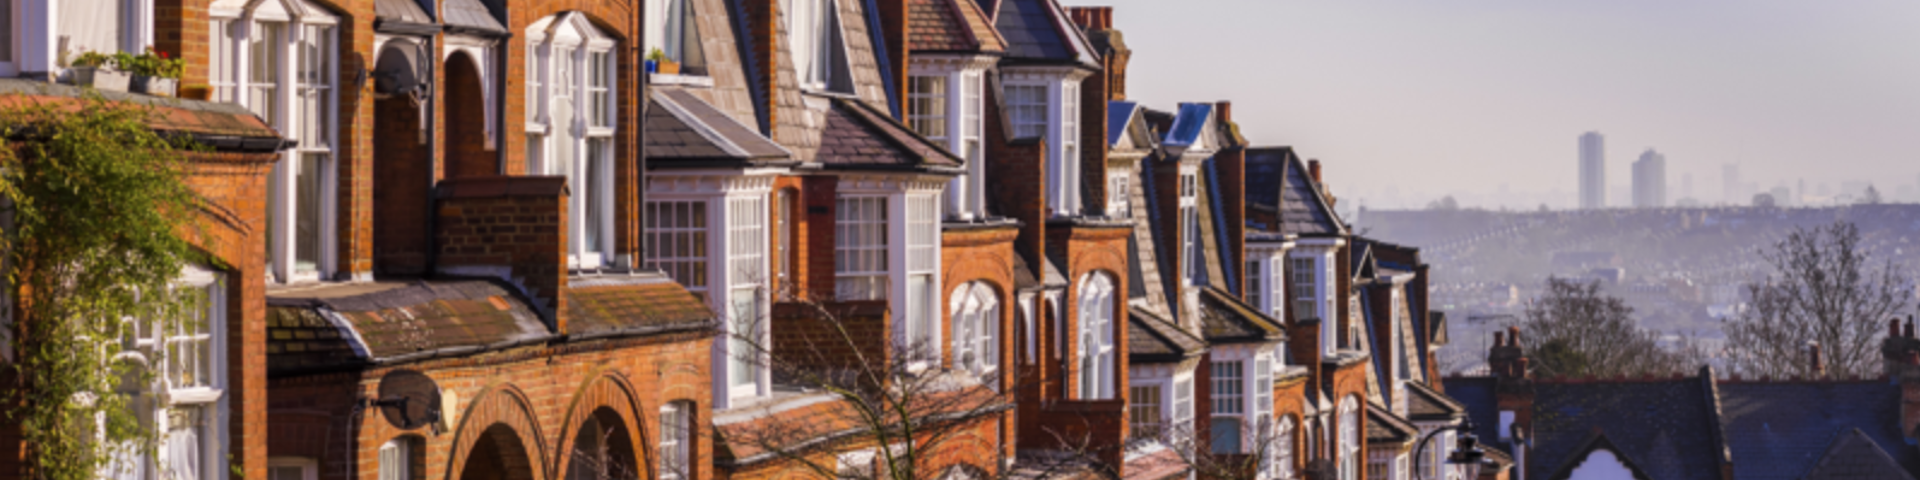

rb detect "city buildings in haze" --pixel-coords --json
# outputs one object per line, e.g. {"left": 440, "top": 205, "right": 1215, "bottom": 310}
{"left": 1634, "top": 149, "right": 1667, "bottom": 208}
{"left": 1581, "top": 131, "right": 1606, "bottom": 209}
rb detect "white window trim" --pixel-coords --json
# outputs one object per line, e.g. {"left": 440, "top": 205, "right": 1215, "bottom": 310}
{"left": 910, "top": 60, "right": 989, "bottom": 221}
{"left": 1001, "top": 68, "right": 1090, "bottom": 217}
{"left": 378, "top": 440, "right": 410, "bottom": 480}
{"left": 660, "top": 402, "right": 692, "bottom": 480}
{"left": 526, "top": 13, "right": 618, "bottom": 269}
{"left": 212, "top": 4, "right": 339, "bottom": 284}
{"left": 724, "top": 194, "right": 769, "bottom": 400}
{"left": 269, "top": 457, "right": 318, "bottom": 480}
{"left": 949, "top": 281, "right": 1000, "bottom": 387}
{"left": 16, "top": 0, "right": 156, "bottom": 76}
{"left": 1076, "top": 272, "right": 1115, "bottom": 400}
{"left": 1127, "top": 379, "right": 1166, "bottom": 441}
{"left": 114, "top": 266, "right": 228, "bottom": 480}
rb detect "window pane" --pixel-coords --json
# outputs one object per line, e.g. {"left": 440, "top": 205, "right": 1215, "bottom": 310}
{"left": 295, "top": 153, "right": 324, "bottom": 272}
{"left": 249, "top": 22, "right": 284, "bottom": 122}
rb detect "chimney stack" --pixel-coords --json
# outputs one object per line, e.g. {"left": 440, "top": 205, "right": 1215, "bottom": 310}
{"left": 1309, "top": 159, "right": 1323, "bottom": 184}
{"left": 1893, "top": 318, "right": 1902, "bottom": 339}
{"left": 1215, "top": 101, "right": 1232, "bottom": 124}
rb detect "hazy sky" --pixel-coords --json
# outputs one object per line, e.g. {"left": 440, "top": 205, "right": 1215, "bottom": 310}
{"left": 1061, "top": 0, "right": 1920, "bottom": 207}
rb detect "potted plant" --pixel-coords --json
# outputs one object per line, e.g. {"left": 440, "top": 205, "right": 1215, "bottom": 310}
{"left": 119, "top": 48, "right": 185, "bottom": 97}
{"left": 647, "top": 48, "right": 679, "bottom": 75}
{"left": 68, "top": 51, "right": 131, "bottom": 92}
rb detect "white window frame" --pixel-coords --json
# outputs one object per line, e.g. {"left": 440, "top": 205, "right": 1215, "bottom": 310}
{"left": 1180, "top": 171, "right": 1199, "bottom": 286}
{"left": 907, "top": 75, "right": 949, "bottom": 143}
{"left": 913, "top": 61, "right": 987, "bottom": 220}
{"left": 212, "top": 2, "right": 339, "bottom": 284}
{"left": 1339, "top": 396, "right": 1359, "bottom": 480}
{"left": 378, "top": 440, "right": 409, "bottom": 480}
{"left": 1269, "top": 253, "right": 1287, "bottom": 321}
{"left": 644, "top": 200, "right": 711, "bottom": 295}
{"left": 1107, "top": 171, "right": 1130, "bottom": 218}
{"left": 1211, "top": 359, "right": 1245, "bottom": 454}
{"left": 902, "top": 195, "right": 940, "bottom": 367}
{"left": 269, "top": 457, "right": 318, "bottom": 480}
{"left": 660, "top": 401, "right": 692, "bottom": 480}
{"left": 1248, "top": 259, "right": 1263, "bottom": 312}
{"left": 949, "top": 281, "right": 1000, "bottom": 387}
{"left": 1272, "top": 416, "right": 1296, "bottom": 480}
{"left": 114, "top": 267, "right": 228, "bottom": 480}
{"left": 835, "top": 195, "right": 889, "bottom": 300}
{"left": 1003, "top": 73, "right": 1090, "bottom": 217}
{"left": 725, "top": 196, "right": 768, "bottom": 399}
{"left": 643, "top": 0, "right": 694, "bottom": 65}
{"left": 1172, "top": 374, "right": 1194, "bottom": 438}
{"left": 1077, "top": 272, "right": 1116, "bottom": 400}
{"left": 785, "top": 0, "right": 841, "bottom": 91}
{"left": 526, "top": 13, "right": 617, "bottom": 268}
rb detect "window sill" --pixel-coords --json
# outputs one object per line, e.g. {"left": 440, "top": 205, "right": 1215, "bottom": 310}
{"left": 650, "top": 73, "right": 713, "bottom": 88}
{"left": 167, "top": 387, "right": 224, "bottom": 404}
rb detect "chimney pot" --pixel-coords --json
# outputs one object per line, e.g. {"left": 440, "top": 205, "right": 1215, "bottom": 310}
{"left": 1509, "top": 326, "right": 1522, "bottom": 346}
{"left": 1216, "top": 101, "right": 1232, "bottom": 123}
{"left": 1895, "top": 318, "right": 1904, "bottom": 339}
{"left": 1810, "top": 343, "right": 1825, "bottom": 377}
{"left": 1309, "top": 160, "right": 1323, "bottom": 184}
{"left": 1518, "top": 357, "right": 1531, "bottom": 378}
{"left": 1907, "top": 319, "right": 1915, "bottom": 339}
{"left": 1494, "top": 331, "right": 1506, "bottom": 348}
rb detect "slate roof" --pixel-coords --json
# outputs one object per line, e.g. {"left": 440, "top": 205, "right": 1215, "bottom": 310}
{"left": 1245, "top": 147, "right": 1344, "bottom": 237}
{"left": 908, "top": 0, "right": 1006, "bottom": 53}
{"left": 0, "top": 79, "right": 285, "bottom": 145}
{"left": 1406, "top": 381, "right": 1467, "bottom": 421}
{"left": 1108, "top": 100, "right": 1140, "bottom": 147}
{"left": 815, "top": 97, "right": 963, "bottom": 171}
{"left": 988, "top": 0, "right": 1099, "bottom": 69}
{"left": 1528, "top": 380, "right": 1726, "bottom": 480}
{"left": 1367, "top": 403, "right": 1418, "bottom": 444}
{"left": 1717, "top": 382, "right": 1920, "bottom": 480}
{"left": 374, "top": 0, "right": 433, "bottom": 24}
{"left": 1129, "top": 307, "right": 1206, "bottom": 364}
{"left": 1445, "top": 377, "right": 1512, "bottom": 452}
{"left": 1545, "top": 433, "right": 1656, "bottom": 480}
{"left": 267, "top": 277, "right": 713, "bottom": 375}
{"left": 1802, "top": 429, "right": 1917, "bottom": 480}
{"left": 442, "top": 0, "right": 507, "bottom": 35}
{"left": 1162, "top": 103, "right": 1213, "bottom": 149}
{"left": 1196, "top": 287, "right": 1284, "bottom": 344}
{"left": 646, "top": 88, "right": 792, "bottom": 164}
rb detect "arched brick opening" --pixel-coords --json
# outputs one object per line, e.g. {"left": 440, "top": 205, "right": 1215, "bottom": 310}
{"left": 461, "top": 424, "right": 536, "bottom": 480}
{"left": 563, "top": 408, "right": 638, "bottom": 480}
{"left": 445, "top": 52, "right": 495, "bottom": 179}
{"left": 447, "top": 385, "right": 550, "bottom": 480}
{"left": 372, "top": 43, "right": 433, "bottom": 277}
{"left": 555, "top": 373, "right": 645, "bottom": 480}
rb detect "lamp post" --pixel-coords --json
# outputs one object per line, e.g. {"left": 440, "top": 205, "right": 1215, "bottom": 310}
{"left": 1412, "top": 419, "right": 1489, "bottom": 480}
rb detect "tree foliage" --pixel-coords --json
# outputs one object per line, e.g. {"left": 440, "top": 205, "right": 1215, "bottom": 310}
{"left": 1723, "top": 221, "right": 1910, "bottom": 378}
{"left": 0, "top": 97, "right": 204, "bottom": 480}
{"left": 1514, "top": 277, "right": 1700, "bottom": 377}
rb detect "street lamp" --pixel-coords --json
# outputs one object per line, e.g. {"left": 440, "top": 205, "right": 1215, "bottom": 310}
{"left": 1413, "top": 419, "right": 1490, "bottom": 480}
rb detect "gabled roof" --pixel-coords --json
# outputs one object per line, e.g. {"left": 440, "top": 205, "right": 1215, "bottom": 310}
{"left": 1162, "top": 103, "right": 1213, "bottom": 149}
{"left": 814, "top": 97, "right": 963, "bottom": 171}
{"left": 989, "top": 0, "right": 1100, "bottom": 69}
{"left": 442, "top": 0, "right": 508, "bottom": 35}
{"left": 1529, "top": 380, "right": 1727, "bottom": 480}
{"left": 1245, "top": 147, "right": 1345, "bottom": 237}
{"left": 1128, "top": 307, "right": 1206, "bottom": 364}
{"left": 1196, "top": 287, "right": 1285, "bottom": 344}
{"left": 1406, "top": 381, "right": 1467, "bottom": 421}
{"left": 1367, "top": 403, "right": 1419, "bottom": 444}
{"left": 1108, "top": 100, "right": 1154, "bottom": 149}
{"left": 646, "top": 88, "right": 793, "bottom": 164}
{"left": 908, "top": 0, "right": 1006, "bottom": 53}
{"left": 1802, "top": 429, "right": 1917, "bottom": 480}
{"left": 1546, "top": 432, "right": 1657, "bottom": 480}
{"left": 1717, "top": 382, "right": 1920, "bottom": 479}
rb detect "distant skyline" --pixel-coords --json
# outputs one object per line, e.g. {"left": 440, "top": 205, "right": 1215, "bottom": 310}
{"left": 1063, "top": 0, "right": 1920, "bottom": 209}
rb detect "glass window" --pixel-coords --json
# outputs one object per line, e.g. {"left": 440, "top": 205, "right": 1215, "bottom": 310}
{"left": 527, "top": 14, "right": 618, "bottom": 266}
{"left": 727, "top": 197, "right": 767, "bottom": 390}
{"left": 774, "top": 190, "right": 795, "bottom": 295}
{"left": 1212, "top": 361, "right": 1244, "bottom": 415}
{"left": 1210, "top": 417, "right": 1242, "bottom": 455}
{"left": 961, "top": 72, "right": 984, "bottom": 216}
{"left": 248, "top": 22, "right": 283, "bottom": 122}
{"left": 1130, "top": 385, "right": 1163, "bottom": 439}
{"left": 1248, "top": 260, "right": 1263, "bottom": 312}
{"left": 950, "top": 282, "right": 1000, "bottom": 384}
{"left": 645, "top": 201, "right": 710, "bottom": 295}
{"left": 659, "top": 402, "right": 691, "bottom": 480}
{"left": 904, "top": 195, "right": 938, "bottom": 353}
{"left": 834, "top": 196, "right": 888, "bottom": 300}
{"left": 1173, "top": 376, "right": 1193, "bottom": 435}
{"left": 908, "top": 76, "right": 948, "bottom": 141}
{"left": 1291, "top": 257, "right": 1317, "bottom": 320}
{"left": 1270, "top": 257, "right": 1287, "bottom": 320}
{"left": 1007, "top": 85, "right": 1048, "bottom": 139}
{"left": 589, "top": 51, "right": 612, "bottom": 128}
{"left": 1107, "top": 174, "right": 1130, "bottom": 218}
{"left": 785, "top": 0, "right": 837, "bottom": 89}
{"left": 1340, "top": 396, "right": 1359, "bottom": 480}
{"left": 1077, "top": 273, "right": 1115, "bottom": 399}
{"left": 379, "top": 440, "right": 409, "bottom": 480}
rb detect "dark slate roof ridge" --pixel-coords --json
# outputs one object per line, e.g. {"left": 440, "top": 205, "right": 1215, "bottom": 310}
{"left": 1405, "top": 380, "right": 1467, "bottom": 419}
{"left": 1107, "top": 100, "right": 1139, "bottom": 147}
{"left": 1698, "top": 365, "right": 1734, "bottom": 475}
{"left": 1546, "top": 432, "right": 1657, "bottom": 480}
{"left": 1802, "top": 429, "right": 1917, "bottom": 480}
{"left": 1366, "top": 402, "right": 1419, "bottom": 443}
{"left": 1242, "top": 146, "right": 1296, "bottom": 211}
{"left": 1285, "top": 153, "right": 1349, "bottom": 236}
{"left": 1128, "top": 307, "right": 1206, "bottom": 363}
{"left": 1197, "top": 287, "right": 1285, "bottom": 343}
{"left": 825, "top": 97, "right": 964, "bottom": 170}
{"left": 651, "top": 89, "right": 793, "bottom": 160}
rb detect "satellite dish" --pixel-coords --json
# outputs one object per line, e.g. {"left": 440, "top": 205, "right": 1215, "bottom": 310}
{"left": 372, "top": 44, "right": 423, "bottom": 97}
{"left": 374, "top": 369, "right": 443, "bottom": 431}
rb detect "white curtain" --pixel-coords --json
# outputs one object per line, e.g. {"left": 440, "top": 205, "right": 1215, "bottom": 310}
{"left": 166, "top": 421, "right": 201, "bottom": 480}
{"left": 59, "top": 0, "right": 126, "bottom": 60}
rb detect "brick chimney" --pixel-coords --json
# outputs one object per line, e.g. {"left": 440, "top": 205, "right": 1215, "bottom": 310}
{"left": 1901, "top": 352, "right": 1920, "bottom": 439}
{"left": 741, "top": 0, "right": 781, "bottom": 135}
{"left": 1490, "top": 327, "right": 1530, "bottom": 380}
{"left": 1070, "top": 6, "right": 1130, "bottom": 101}
{"left": 1213, "top": 101, "right": 1247, "bottom": 300}
{"left": 875, "top": 0, "right": 908, "bottom": 120}
{"left": 1809, "top": 342, "right": 1825, "bottom": 378}
{"left": 1309, "top": 159, "right": 1322, "bottom": 183}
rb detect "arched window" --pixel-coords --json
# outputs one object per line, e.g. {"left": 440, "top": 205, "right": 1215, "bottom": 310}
{"left": 659, "top": 401, "right": 693, "bottom": 480}
{"left": 1339, "top": 396, "right": 1359, "bottom": 480}
{"left": 526, "top": 12, "right": 617, "bottom": 268}
{"left": 1077, "top": 272, "right": 1116, "bottom": 399}
{"left": 949, "top": 282, "right": 1000, "bottom": 386}
{"left": 1270, "top": 416, "right": 1296, "bottom": 480}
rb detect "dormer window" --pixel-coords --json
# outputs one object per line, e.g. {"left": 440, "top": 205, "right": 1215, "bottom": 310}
{"left": 786, "top": 0, "right": 850, "bottom": 92}
{"left": 1179, "top": 172, "right": 1200, "bottom": 286}
{"left": 643, "top": 0, "right": 706, "bottom": 76}
{"left": 526, "top": 13, "right": 618, "bottom": 269}
{"left": 910, "top": 67, "right": 984, "bottom": 220}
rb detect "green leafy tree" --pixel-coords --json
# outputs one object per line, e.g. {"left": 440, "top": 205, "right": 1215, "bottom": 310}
{"left": 0, "top": 96, "right": 204, "bottom": 480}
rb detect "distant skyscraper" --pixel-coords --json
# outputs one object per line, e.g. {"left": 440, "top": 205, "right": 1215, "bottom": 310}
{"left": 1723, "top": 164, "right": 1741, "bottom": 204}
{"left": 1580, "top": 132, "right": 1605, "bottom": 209}
{"left": 1634, "top": 149, "right": 1667, "bottom": 208}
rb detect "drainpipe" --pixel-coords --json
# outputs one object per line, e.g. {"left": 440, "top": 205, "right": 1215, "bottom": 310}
{"left": 425, "top": 36, "right": 440, "bottom": 277}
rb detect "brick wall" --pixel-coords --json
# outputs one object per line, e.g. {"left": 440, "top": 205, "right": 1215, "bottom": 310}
{"left": 799, "top": 176, "right": 840, "bottom": 298}
{"left": 769, "top": 301, "right": 889, "bottom": 372}
{"left": 981, "top": 83, "right": 1048, "bottom": 278}
{"left": 373, "top": 94, "right": 435, "bottom": 276}
{"left": 940, "top": 226, "right": 1019, "bottom": 389}
{"left": 445, "top": 53, "right": 495, "bottom": 179}
{"left": 269, "top": 332, "right": 715, "bottom": 480}
{"left": 434, "top": 176, "right": 570, "bottom": 331}
{"left": 1275, "top": 374, "right": 1310, "bottom": 476}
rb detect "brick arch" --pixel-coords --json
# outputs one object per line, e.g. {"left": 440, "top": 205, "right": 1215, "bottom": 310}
{"left": 446, "top": 384, "right": 550, "bottom": 480}
{"left": 553, "top": 372, "right": 645, "bottom": 480}
{"left": 444, "top": 51, "right": 495, "bottom": 179}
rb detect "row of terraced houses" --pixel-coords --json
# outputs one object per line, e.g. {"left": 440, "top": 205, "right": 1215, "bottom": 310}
{"left": 0, "top": 0, "right": 1496, "bottom": 479}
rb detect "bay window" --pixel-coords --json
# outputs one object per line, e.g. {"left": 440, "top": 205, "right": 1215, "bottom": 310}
{"left": 105, "top": 267, "right": 226, "bottom": 480}
{"left": 960, "top": 72, "right": 983, "bottom": 216}
{"left": 1129, "top": 384, "right": 1163, "bottom": 439}
{"left": 526, "top": 13, "right": 617, "bottom": 268}
{"left": 644, "top": 201, "right": 710, "bottom": 297}
{"left": 1061, "top": 82, "right": 1080, "bottom": 215}
{"left": 908, "top": 76, "right": 948, "bottom": 141}
{"left": 1007, "top": 85, "right": 1047, "bottom": 139}
{"left": 1174, "top": 375, "right": 1194, "bottom": 439}
{"left": 211, "top": 1, "right": 338, "bottom": 283}
{"left": 1005, "top": 78, "right": 1084, "bottom": 216}
{"left": 1077, "top": 272, "right": 1116, "bottom": 399}
{"left": 1255, "top": 353, "right": 1274, "bottom": 449}
{"left": 834, "top": 196, "right": 887, "bottom": 300}
{"left": 913, "top": 66, "right": 986, "bottom": 220}
{"left": 1270, "top": 255, "right": 1287, "bottom": 320}
{"left": 903, "top": 195, "right": 939, "bottom": 365}
{"left": 1210, "top": 360, "right": 1244, "bottom": 454}
{"left": 726, "top": 197, "right": 767, "bottom": 395}
{"left": 950, "top": 281, "right": 1000, "bottom": 385}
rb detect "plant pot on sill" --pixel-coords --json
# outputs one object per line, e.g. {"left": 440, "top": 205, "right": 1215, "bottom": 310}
{"left": 70, "top": 66, "right": 132, "bottom": 92}
{"left": 132, "top": 76, "right": 179, "bottom": 97}
{"left": 657, "top": 60, "right": 681, "bottom": 75}
{"left": 644, "top": 59, "right": 659, "bottom": 74}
